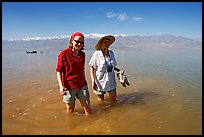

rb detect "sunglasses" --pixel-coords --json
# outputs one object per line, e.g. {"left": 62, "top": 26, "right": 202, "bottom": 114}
{"left": 73, "top": 39, "right": 84, "bottom": 44}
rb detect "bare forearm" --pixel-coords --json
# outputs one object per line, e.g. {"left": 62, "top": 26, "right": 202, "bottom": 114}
{"left": 90, "top": 66, "right": 95, "bottom": 83}
{"left": 90, "top": 66, "right": 97, "bottom": 90}
{"left": 114, "top": 66, "right": 120, "bottom": 72}
{"left": 114, "top": 66, "right": 124, "bottom": 74}
{"left": 56, "top": 72, "right": 63, "bottom": 91}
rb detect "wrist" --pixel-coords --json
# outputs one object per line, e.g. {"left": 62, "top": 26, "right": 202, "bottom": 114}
{"left": 119, "top": 70, "right": 124, "bottom": 74}
{"left": 59, "top": 86, "right": 64, "bottom": 91}
{"left": 114, "top": 67, "right": 120, "bottom": 72}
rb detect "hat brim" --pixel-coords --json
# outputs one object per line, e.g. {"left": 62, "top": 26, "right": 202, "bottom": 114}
{"left": 95, "top": 35, "right": 115, "bottom": 50}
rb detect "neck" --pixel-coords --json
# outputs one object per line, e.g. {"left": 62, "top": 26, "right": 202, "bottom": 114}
{"left": 72, "top": 49, "right": 79, "bottom": 57}
{"left": 102, "top": 49, "right": 109, "bottom": 58}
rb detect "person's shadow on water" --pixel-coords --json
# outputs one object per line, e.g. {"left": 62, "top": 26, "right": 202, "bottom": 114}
{"left": 116, "top": 91, "right": 160, "bottom": 105}
{"left": 89, "top": 90, "right": 160, "bottom": 113}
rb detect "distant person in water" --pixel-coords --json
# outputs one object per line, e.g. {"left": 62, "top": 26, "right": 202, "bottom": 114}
{"left": 56, "top": 32, "right": 92, "bottom": 115}
{"left": 89, "top": 35, "right": 123, "bottom": 104}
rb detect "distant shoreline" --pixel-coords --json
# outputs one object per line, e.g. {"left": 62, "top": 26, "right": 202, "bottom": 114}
{"left": 3, "top": 35, "right": 201, "bottom": 52}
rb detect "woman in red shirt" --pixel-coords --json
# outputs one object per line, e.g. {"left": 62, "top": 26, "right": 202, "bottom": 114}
{"left": 56, "top": 32, "right": 92, "bottom": 115}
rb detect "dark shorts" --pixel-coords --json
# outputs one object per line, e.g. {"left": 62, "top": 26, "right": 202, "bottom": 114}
{"left": 63, "top": 85, "right": 90, "bottom": 104}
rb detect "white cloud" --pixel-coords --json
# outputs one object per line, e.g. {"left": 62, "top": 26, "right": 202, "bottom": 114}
{"left": 106, "top": 12, "right": 142, "bottom": 22}
{"left": 117, "top": 12, "right": 129, "bottom": 21}
{"left": 106, "top": 12, "right": 117, "bottom": 18}
{"left": 132, "top": 17, "right": 143, "bottom": 22}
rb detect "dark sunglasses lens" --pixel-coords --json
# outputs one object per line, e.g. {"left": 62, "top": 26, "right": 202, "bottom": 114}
{"left": 74, "top": 40, "right": 84, "bottom": 44}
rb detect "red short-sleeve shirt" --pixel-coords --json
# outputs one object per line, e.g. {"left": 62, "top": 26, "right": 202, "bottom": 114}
{"left": 56, "top": 48, "right": 87, "bottom": 90}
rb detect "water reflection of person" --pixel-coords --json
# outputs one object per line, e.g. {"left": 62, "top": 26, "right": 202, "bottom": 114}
{"left": 56, "top": 32, "right": 92, "bottom": 115}
{"left": 89, "top": 35, "right": 123, "bottom": 104}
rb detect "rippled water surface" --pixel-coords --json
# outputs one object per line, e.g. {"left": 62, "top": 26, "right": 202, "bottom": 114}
{"left": 2, "top": 49, "right": 202, "bottom": 135}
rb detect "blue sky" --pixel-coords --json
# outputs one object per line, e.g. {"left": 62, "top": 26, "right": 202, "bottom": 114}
{"left": 2, "top": 2, "right": 202, "bottom": 40}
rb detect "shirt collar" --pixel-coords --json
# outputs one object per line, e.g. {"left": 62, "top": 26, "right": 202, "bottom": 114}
{"left": 67, "top": 47, "right": 82, "bottom": 58}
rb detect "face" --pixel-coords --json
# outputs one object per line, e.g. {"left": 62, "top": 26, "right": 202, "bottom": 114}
{"left": 101, "top": 39, "right": 110, "bottom": 50}
{"left": 71, "top": 36, "right": 84, "bottom": 51}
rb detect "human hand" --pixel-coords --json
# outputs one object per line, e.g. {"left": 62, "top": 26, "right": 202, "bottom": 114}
{"left": 59, "top": 87, "right": 66, "bottom": 96}
{"left": 119, "top": 70, "right": 124, "bottom": 75}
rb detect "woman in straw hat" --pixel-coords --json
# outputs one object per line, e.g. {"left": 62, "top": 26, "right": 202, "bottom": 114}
{"left": 56, "top": 32, "right": 92, "bottom": 115}
{"left": 89, "top": 35, "right": 123, "bottom": 104}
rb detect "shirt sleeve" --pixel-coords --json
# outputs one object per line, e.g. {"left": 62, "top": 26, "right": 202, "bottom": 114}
{"left": 56, "top": 51, "right": 65, "bottom": 72}
{"left": 89, "top": 51, "right": 97, "bottom": 68}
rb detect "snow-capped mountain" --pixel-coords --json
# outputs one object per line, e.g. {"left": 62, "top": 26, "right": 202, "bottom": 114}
{"left": 6, "top": 33, "right": 128, "bottom": 42}
{"left": 2, "top": 33, "right": 202, "bottom": 52}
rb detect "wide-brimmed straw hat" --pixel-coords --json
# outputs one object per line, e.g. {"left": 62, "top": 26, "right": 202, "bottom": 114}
{"left": 95, "top": 35, "right": 115, "bottom": 50}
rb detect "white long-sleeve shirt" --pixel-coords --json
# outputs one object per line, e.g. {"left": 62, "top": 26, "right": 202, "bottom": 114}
{"left": 89, "top": 50, "right": 117, "bottom": 91}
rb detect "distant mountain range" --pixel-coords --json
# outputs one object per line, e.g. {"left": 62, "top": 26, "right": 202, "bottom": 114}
{"left": 2, "top": 34, "right": 202, "bottom": 52}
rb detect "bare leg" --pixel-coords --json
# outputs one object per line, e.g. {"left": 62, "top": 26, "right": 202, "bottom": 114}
{"left": 79, "top": 99, "right": 92, "bottom": 115}
{"left": 97, "top": 94, "right": 104, "bottom": 101}
{"left": 66, "top": 102, "right": 75, "bottom": 112}
{"left": 86, "top": 97, "right": 91, "bottom": 106}
{"left": 108, "top": 89, "right": 117, "bottom": 104}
